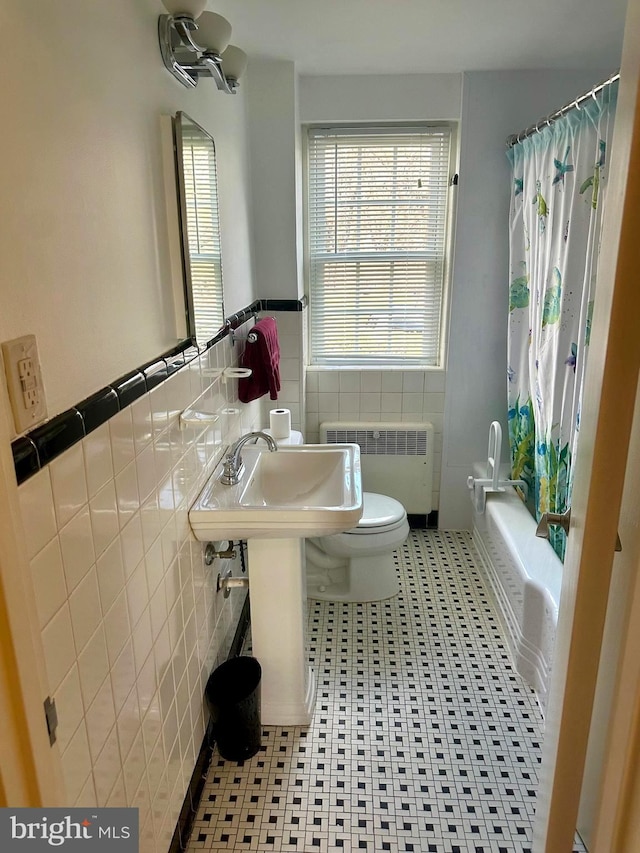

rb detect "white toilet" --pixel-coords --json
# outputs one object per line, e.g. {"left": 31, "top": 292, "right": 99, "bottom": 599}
{"left": 263, "top": 427, "right": 409, "bottom": 602}
{"left": 306, "top": 491, "right": 409, "bottom": 602}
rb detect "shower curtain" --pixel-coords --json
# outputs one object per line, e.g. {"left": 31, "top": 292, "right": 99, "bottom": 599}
{"left": 507, "top": 83, "right": 617, "bottom": 559}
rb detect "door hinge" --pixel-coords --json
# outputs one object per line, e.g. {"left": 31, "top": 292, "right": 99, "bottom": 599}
{"left": 44, "top": 696, "right": 58, "bottom": 746}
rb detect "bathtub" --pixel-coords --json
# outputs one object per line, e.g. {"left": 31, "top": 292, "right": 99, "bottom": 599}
{"left": 470, "top": 463, "right": 563, "bottom": 714}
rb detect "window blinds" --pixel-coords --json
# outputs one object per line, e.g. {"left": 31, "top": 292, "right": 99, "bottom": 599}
{"left": 307, "top": 126, "right": 452, "bottom": 366}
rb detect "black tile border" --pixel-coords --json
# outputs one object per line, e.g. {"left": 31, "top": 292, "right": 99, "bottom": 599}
{"left": 142, "top": 358, "right": 169, "bottom": 390}
{"left": 112, "top": 370, "right": 147, "bottom": 410}
{"left": 76, "top": 388, "right": 119, "bottom": 435}
{"left": 10, "top": 298, "right": 305, "bottom": 484}
{"left": 12, "top": 436, "right": 40, "bottom": 483}
{"left": 165, "top": 351, "right": 186, "bottom": 375}
{"left": 29, "top": 410, "right": 85, "bottom": 468}
{"left": 169, "top": 593, "right": 251, "bottom": 853}
{"left": 261, "top": 296, "right": 306, "bottom": 312}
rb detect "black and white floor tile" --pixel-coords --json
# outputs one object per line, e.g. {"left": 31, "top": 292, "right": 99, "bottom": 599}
{"left": 187, "top": 530, "right": 586, "bottom": 853}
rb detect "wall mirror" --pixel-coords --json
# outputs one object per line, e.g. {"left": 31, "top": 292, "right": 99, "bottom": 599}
{"left": 172, "top": 111, "right": 225, "bottom": 346}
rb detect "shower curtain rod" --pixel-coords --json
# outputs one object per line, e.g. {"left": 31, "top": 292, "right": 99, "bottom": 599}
{"left": 506, "top": 70, "right": 620, "bottom": 148}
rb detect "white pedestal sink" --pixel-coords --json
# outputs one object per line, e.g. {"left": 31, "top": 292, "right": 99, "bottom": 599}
{"left": 189, "top": 442, "right": 362, "bottom": 725}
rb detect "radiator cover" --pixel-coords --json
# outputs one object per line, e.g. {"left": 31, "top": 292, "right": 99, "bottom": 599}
{"left": 320, "top": 421, "right": 433, "bottom": 515}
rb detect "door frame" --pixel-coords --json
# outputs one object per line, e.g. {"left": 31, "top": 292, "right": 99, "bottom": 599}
{"left": 588, "top": 370, "right": 640, "bottom": 850}
{"left": 533, "top": 0, "right": 640, "bottom": 847}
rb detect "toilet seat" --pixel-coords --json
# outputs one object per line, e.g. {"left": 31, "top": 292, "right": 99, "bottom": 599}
{"left": 346, "top": 492, "right": 407, "bottom": 535}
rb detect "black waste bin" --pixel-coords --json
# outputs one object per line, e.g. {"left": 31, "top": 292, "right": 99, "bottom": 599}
{"left": 205, "top": 656, "right": 262, "bottom": 761}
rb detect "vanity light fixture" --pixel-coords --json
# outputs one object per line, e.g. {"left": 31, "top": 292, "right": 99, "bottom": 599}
{"left": 158, "top": 0, "right": 247, "bottom": 92}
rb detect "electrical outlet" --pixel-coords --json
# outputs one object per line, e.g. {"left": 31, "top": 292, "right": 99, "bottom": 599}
{"left": 18, "top": 357, "right": 38, "bottom": 408}
{"left": 1, "top": 335, "right": 47, "bottom": 433}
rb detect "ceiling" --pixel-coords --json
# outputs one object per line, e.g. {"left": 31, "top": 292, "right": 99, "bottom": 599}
{"left": 211, "top": 0, "right": 627, "bottom": 76}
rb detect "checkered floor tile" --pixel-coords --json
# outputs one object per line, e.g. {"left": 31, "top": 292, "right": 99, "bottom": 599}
{"left": 187, "top": 530, "right": 586, "bottom": 853}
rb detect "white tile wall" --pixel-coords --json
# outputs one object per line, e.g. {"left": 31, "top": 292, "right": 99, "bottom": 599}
{"left": 307, "top": 368, "right": 445, "bottom": 508}
{"left": 18, "top": 330, "right": 262, "bottom": 853}
{"left": 257, "top": 311, "right": 303, "bottom": 431}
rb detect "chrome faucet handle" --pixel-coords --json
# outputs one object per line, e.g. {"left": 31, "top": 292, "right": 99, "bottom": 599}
{"left": 219, "top": 430, "right": 278, "bottom": 485}
{"left": 220, "top": 455, "right": 245, "bottom": 486}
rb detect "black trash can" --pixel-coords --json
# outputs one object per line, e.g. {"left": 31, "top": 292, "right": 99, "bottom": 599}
{"left": 205, "top": 656, "right": 262, "bottom": 761}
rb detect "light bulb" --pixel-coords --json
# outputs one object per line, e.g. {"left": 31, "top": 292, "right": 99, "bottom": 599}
{"left": 161, "top": 0, "right": 207, "bottom": 19}
{"left": 194, "top": 11, "right": 232, "bottom": 55}
{"left": 221, "top": 45, "right": 247, "bottom": 80}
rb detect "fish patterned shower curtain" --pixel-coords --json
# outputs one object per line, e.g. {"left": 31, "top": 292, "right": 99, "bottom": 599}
{"left": 507, "top": 83, "right": 617, "bottom": 560}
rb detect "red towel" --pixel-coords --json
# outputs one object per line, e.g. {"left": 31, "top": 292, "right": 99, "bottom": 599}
{"left": 237, "top": 317, "right": 281, "bottom": 403}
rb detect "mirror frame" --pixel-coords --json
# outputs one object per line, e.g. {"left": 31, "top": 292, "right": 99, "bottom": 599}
{"left": 172, "top": 111, "right": 225, "bottom": 347}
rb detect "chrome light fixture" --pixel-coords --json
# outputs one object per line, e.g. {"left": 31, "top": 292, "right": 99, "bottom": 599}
{"left": 158, "top": 0, "right": 247, "bottom": 92}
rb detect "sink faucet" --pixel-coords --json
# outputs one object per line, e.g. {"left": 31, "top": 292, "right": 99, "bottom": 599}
{"left": 219, "top": 430, "right": 278, "bottom": 485}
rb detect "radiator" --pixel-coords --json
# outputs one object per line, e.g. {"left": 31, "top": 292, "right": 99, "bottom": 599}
{"left": 320, "top": 421, "right": 434, "bottom": 514}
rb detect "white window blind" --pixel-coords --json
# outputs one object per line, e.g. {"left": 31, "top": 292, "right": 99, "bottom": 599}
{"left": 307, "top": 125, "right": 452, "bottom": 366}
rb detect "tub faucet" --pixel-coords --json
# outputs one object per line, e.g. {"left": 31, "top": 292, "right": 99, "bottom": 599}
{"left": 219, "top": 430, "right": 278, "bottom": 485}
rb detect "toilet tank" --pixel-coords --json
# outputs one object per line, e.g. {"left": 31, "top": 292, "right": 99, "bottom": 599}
{"left": 263, "top": 428, "right": 303, "bottom": 446}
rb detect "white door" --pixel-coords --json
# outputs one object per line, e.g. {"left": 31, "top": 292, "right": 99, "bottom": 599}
{"left": 533, "top": 0, "right": 640, "bottom": 848}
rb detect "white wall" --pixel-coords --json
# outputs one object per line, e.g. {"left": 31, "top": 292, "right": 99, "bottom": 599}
{"left": 299, "top": 73, "right": 462, "bottom": 123}
{"left": 439, "top": 69, "right": 612, "bottom": 529}
{"left": 0, "top": 0, "right": 256, "bottom": 420}
{"left": 247, "top": 61, "right": 304, "bottom": 300}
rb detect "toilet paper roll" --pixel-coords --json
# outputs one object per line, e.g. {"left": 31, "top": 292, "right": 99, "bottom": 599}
{"left": 269, "top": 408, "right": 291, "bottom": 440}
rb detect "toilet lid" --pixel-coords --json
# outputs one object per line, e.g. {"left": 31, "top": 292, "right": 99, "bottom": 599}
{"left": 348, "top": 492, "right": 406, "bottom": 533}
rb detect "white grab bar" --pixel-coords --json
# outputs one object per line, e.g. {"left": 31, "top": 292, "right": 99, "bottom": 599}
{"left": 467, "top": 420, "right": 528, "bottom": 512}
{"left": 486, "top": 420, "right": 502, "bottom": 491}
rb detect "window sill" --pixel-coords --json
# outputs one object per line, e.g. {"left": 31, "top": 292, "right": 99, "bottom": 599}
{"left": 305, "top": 365, "right": 446, "bottom": 373}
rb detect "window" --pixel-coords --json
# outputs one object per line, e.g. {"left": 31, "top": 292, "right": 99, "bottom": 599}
{"left": 306, "top": 125, "right": 454, "bottom": 366}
